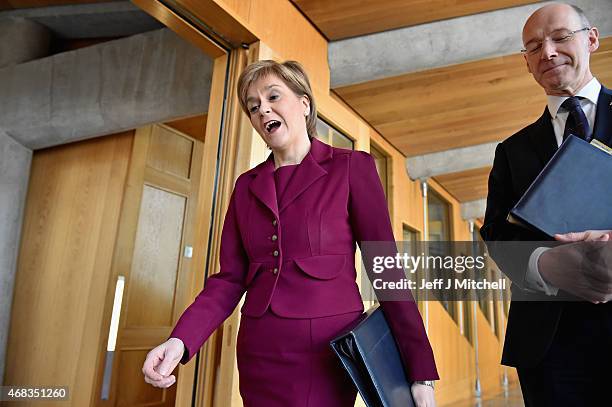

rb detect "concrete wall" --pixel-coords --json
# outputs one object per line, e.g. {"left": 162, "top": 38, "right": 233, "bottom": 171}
{"left": 0, "top": 132, "right": 32, "bottom": 385}
{"left": 0, "top": 28, "right": 213, "bottom": 150}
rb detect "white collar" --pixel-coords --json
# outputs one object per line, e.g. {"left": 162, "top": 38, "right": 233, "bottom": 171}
{"left": 547, "top": 78, "right": 601, "bottom": 118}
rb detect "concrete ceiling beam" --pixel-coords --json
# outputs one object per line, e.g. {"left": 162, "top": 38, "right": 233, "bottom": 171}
{"left": 0, "top": 28, "right": 213, "bottom": 150}
{"left": 406, "top": 142, "right": 497, "bottom": 180}
{"left": 461, "top": 199, "right": 487, "bottom": 221}
{"left": 0, "top": 1, "right": 162, "bottom": 39}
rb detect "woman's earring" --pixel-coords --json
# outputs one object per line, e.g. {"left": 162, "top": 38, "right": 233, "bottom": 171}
{"left": 304, "top": 110, "right": 309, "bottom": 116}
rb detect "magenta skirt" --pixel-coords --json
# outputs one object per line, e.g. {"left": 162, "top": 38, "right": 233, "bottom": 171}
{"left": 236, "top": 310, "right": 362, "bottom": 407}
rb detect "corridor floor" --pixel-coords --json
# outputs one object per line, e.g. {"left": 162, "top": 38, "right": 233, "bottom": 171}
{"left": 443, "top": 385, "right": 525, "bottom": 407}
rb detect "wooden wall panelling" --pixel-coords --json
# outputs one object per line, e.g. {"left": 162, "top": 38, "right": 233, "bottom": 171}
{"left": 591, "top": 36, "right": 612, "bottom": 83}
{"left": 427, "top": 301, "right": 475, "bottom": 405}
{"left": 476, "top": 308, "right": 504, "bottom": 396}
{"left": 291, "top": 0, "right": 539, "bottom": 40}
{"left": 186, "top": 53, "right": 232, "bottom": 407}
{"left": 5, "top": 131, "right": 134, "bottom": 406}
{"left": 206, "top": 48, "right": 255, "bottom": 407}
{"left": 244, "top": 0, "right": 329, "bottom": 89}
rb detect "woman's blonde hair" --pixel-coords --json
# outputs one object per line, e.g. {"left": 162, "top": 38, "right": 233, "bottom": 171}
{"left": 237, "top": 60, "right": 317, "bottom": 137}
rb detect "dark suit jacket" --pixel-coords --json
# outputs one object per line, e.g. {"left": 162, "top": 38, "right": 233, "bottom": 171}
{"left": 171, "top": 137, "right": 439, "bottom": 380}
{"left": 481, "top": 85, "right": 612, "bottom": 368}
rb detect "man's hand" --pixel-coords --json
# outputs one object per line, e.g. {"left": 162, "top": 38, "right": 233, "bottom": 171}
{"left": 554, "top": 230, "right": 612, "bottom": 242}
{"left": 411, "top": 383, "right": 436, "bottom": 407}
{"left": 539, "top": 232, "right": 612, "bottom": 303}
{"left": 142, "top": 338, "right": 185, "bottom": 388}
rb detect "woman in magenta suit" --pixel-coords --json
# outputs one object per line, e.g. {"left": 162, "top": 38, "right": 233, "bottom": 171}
{"left": 142, "top": 60, "right": 439, "bottom": 406}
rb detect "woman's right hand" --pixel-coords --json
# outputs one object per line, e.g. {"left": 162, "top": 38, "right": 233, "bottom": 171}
{"left": 142, "top": 337, "right": 185, "bottom": 388}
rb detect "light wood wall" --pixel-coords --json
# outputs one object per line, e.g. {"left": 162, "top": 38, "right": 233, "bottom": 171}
{"left": 175, "top": 0, "right": 329, "bottom": 91}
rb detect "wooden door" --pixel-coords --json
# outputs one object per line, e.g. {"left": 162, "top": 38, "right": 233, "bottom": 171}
{"left": 94, "top": 124, "right": 204, "bottom": 407}
{"left": 5, "top": 132, "right": 134, "bottom": 407}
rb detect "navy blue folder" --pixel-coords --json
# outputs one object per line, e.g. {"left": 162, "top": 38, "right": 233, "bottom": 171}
{"left": 508, "top": 136, "right": 612, "bottom": 237}
{"left": 330, "top": 306, "right": 415, "bottom": 407}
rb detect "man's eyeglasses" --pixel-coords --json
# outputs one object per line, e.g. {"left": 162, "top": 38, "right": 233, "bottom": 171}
{"left": 521, "top": 27, "right": 591, "bottom": 55}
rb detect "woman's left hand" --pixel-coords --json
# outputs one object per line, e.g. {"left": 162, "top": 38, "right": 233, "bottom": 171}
{"left": 411, "top": 382, "right": 436, "bottom": 407}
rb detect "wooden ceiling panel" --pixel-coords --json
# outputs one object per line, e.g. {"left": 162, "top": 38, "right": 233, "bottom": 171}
{"left": 335, "top": 37, "right": 612, "bottom": 157}
{"left": 291, "top": 0, "right": 538, "bottom": 40}
{"left": 434, "top": 167, "right": 491, "bottom": 202}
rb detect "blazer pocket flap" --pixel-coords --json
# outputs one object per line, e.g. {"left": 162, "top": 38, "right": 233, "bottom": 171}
{"left": 245, "top": 262, "right": 262, "bottom": 286}
{"left": 294, "top": 255, "right": 347, "bottom": 280}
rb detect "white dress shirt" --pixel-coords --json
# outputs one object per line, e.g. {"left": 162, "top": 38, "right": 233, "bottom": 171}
{"left": 525, "top": 78, "right": 601, "bottom": 295}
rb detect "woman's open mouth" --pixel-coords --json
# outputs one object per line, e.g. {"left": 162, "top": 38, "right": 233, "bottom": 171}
{"left": 264, "top": 120, "right": 282, "bottom": 134}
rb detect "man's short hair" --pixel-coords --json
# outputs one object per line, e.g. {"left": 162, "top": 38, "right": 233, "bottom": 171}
{"left": 570, "top": 4, "right": 591, "bottom": 28}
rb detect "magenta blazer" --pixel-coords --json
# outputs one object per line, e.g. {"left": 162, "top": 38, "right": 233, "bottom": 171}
{"left": 171, "top": 137, "right": 439, "bottom": 380}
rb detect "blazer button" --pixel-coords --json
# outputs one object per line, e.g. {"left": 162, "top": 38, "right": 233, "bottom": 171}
{"left": 273, "top": 250, "right": 279, "bottom": 257}
{"left": 272, "top": 267, "right": 279, "bottom": 275}
{"left": 272, "top": 219, "right": 277, "bottom": 226}
{"left": 271, "top": 234, "right": 278, "bottom": 241}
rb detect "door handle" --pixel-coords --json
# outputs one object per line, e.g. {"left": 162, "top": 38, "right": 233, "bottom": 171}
{"left": 101, "top": 275, "right": 125, "bottom": 400}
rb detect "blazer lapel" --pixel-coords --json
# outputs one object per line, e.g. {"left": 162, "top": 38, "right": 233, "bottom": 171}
{"left": 278, "top": 138, "right": 330, "bottom": 213}
{"left": 249, "top": 156, "right": 279, "bottom": 218}
{"left": 592, "top": 86, "right": 612, "bottom": 147}
{"left": 528, "top": 107, "right": 558, "bottom": 167}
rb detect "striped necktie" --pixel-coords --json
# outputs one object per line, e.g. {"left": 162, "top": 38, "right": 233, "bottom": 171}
{"left": 561, "top": 96, "right": 591, "bottom": 142}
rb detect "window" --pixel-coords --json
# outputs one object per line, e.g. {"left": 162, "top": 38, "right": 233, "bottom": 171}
{"left": 428, "top": 190, "right": 451, "bottom": 242}
{"left": 314, "top": 117, "right": 354, "bottom": 150}
{"left": 402, "top": 225, "right": 421, "bottom": 302}
{"left": 427, "top": 190, "right": 457, "bottom": 322}
{"left": 462, "top": 301, "right": 474, "bottom": 345}
{"left": 369, "top": 144, "right": 389, "bottom": 199}
{"left": 473, "top": 227, "right": 495, "bottom": 330}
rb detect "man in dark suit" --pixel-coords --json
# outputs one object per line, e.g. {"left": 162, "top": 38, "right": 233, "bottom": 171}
{"left": 481, "top": 3, "right": 612, "bottom": 406}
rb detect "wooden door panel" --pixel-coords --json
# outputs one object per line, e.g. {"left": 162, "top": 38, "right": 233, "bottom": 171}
{"left": 116, "top": 349, "right": 177, "bottom": 407}
{"left": 96, "top": 124, "right": 204, "bottom": 407}
{"left": 126, "top": 185, "right": 187, "bottom": 327}
{"left": 148, "top": 126, "right": 195, "bottom": 179}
